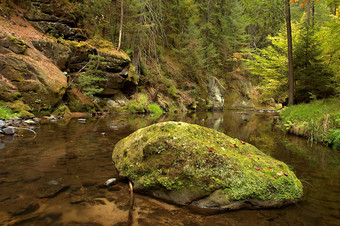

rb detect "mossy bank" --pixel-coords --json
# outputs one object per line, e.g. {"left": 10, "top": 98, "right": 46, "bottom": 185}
{"left": 112, "top": 121, "right": 303, "bottom": 210}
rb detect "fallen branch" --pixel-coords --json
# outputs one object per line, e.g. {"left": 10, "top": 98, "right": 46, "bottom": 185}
{"left": 127, "top": 181, "right": 134, "bottom": 226}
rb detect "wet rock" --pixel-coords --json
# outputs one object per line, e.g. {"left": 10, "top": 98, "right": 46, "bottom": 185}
{"left": 22, "top": 171, "right": 41, "bottom": 183}
{"left": 24, "top": 119, "right": 36, "bottom": 125}
{"left": 37, "top": 181, "right": 70, "bottom": 198}
{"left": 104, "top": 178, "right": 117, "bottom": 187}
{"left": 0, "top": 120, "right": 5, "bottom": 128}
{"left": 78, "top": 119, "right": 86, "bottom": 123}
{"left": 69, "top": 195, "right": 85, "bottom": 204}
{"left": 9, "top": 202, "right": 40, "bottom": 216}
{"left": 47, "top": 180, "right": 60, "bottom": 186}
{"left": 113, "top": 121, "right": 303, "bottom": 210}
{"left": 2, "top": 126, "right": 16, "bottom": 135}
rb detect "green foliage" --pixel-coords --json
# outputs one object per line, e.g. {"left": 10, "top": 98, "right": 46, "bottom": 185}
{"left": 0, "top": 106, "right": 19, "bottom": 120}
{"left": 127, "top": 94, "right": 149, "bottom": 113}
{"left": 293, "top": 23, "right": 335, "bottom": 102}
{"left": 77, "top": 54, "right": 107, "bottom": 97}
{"left": 147, "top": 103, "right": 163, "bottom": 116}
{"left": 317, "top": 9, "right": 340, "bottom": 95}
{"left": 77, "top": 0, "right": 118, "bottom": 43}
{"left": 248, "top": 15, "right": 338, "bottom": 104}
{"left": 247, "top": 28, "right": 289, "bottom": 104}
{"left": 280, "top": 98, "right": 340, "bottom": 149}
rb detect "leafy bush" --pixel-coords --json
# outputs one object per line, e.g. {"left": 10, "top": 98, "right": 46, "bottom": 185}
{"left": 147, "top": 103, "right": 163, "bottom": 116}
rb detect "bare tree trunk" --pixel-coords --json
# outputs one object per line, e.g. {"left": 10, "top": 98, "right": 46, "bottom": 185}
{"left": 306, "top": 0, "right": 310, "bottom": 27}
{"left": 285, "top": 0, "right": 294, "bottom": 105}
{"left": 117, "top": 0, "right": 123, "bottom": 51}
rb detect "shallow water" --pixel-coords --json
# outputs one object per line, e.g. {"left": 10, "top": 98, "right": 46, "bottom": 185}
{"left": 0, "top": 111, "right": 339, "bottom": 225}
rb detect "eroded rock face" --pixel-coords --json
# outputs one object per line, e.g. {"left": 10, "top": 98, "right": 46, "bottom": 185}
{"left": 0, "top": 33, "right": 67, "bottom": 114}
{"left": 20, "top": 0, "right": 87, "bottom": 41}
{"left": 112, "top": 121, "right": 303, "bottom": 210}
{"left": 208, "top": 77, "right": 225, "bottom": 110}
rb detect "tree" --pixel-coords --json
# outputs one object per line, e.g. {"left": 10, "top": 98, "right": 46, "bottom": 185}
{"left": 117, "top": 0, "right": 124, "bottom": 51}
{"left": 286, "top": 0, "right": 295, "bottom": 105}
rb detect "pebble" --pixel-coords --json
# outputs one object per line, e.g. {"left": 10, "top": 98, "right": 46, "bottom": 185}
{"left": 24, "top": 119, "right": 36, "bottom": 125}
{"left": 78, "top": 119, "right": 87, "bottom": 123}
{"left": 104, "top": 178, "right": 117, "bottom": 186}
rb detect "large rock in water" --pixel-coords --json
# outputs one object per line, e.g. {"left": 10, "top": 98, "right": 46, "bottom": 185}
{"left": 112, "top": 121, "right": 303, "bottom": 210}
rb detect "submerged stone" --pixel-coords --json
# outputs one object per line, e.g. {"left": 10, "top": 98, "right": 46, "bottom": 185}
{"left": 112, "top": 121, "right": 303, "bottom": 210}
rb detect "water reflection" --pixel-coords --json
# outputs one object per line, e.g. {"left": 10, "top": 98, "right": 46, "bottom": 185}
{"left": 0, "top": 111, "right": 339, "bottom": 225}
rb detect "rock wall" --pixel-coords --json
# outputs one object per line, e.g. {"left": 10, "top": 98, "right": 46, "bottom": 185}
{"left": 0, "top": 0, "right": 133, "bottom": 115}
{"left": 208, "top": 77, "right": 225, "bottom": 110}
{"left": 0, "top": 31, "right": 67, "bottom": 115}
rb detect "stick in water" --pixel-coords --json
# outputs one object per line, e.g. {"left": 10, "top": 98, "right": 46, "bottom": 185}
{"left": 128, "top": 181, "right": 134, "bottom": 226}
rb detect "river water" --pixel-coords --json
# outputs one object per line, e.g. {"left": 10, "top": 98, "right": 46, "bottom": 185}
{"left": 0, "top": 111, "right": 339, "bottom": 225}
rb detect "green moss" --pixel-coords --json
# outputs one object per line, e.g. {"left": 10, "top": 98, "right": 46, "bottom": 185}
{"left": 113, "top": 122, "right": 303, "bottom": 206}
{"left": 52, "top": 104, "right": 71, "bottom": 116}
{"left": 0, "top": 105, "right": 19, "bottom": 120}
{"left": 127, "top": 94, "right": 149, "bottom": 113}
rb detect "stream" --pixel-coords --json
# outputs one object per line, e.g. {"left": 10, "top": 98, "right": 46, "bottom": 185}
{"left": 0, "top": 111, "right": 339, "bottom": 225}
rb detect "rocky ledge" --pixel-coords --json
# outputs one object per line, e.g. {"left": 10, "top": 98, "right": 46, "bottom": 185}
{"left": 112, "top": 121, "right": 303, "bottom": 210}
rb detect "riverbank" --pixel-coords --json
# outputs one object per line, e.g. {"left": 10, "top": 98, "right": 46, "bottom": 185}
{"left": 280, "top": 98, "right": 340, "bottom": 150}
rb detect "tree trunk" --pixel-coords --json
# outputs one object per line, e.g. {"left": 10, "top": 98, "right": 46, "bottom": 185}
{"left": 306, "top": 0, "right": 310, "bottom": 27}
{"left": 132, "top": 0, "right": 145, "bottom": 73}
{"left": 312, "top": 0, "right": 315, "bottom": 26}
{"left": 117, "top": 0, "right": 124, "bottom": 51}
{"left": 285, "top": 0, "right": 294, "bottom": 105}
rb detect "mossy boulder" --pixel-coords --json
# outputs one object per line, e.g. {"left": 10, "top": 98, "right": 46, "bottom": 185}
{"left": 64, "top": 87, "right": 100, "bottom": 113}
{"left": 112, "top": 121, "right": 303, "bottom": 210}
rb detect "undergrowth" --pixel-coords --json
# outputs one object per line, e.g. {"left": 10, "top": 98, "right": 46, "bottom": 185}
{"left": 0, "top": 106, "right": 19, "bottom": 120}
{"left": 280, "top": 98, "right": 340, "bottom": 150}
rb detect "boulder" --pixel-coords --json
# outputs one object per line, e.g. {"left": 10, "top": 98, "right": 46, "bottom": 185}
{"left": 64, "top": 87, "right": 100, "bottom": 112}
{"left": 2, "top": 126, "right": 16, "bottom": 135}
{"left": 112, "top": 121, "right": 303, "bottom": 210}
{"left": 0, "top": 53, "right": 67, "bottom": 113}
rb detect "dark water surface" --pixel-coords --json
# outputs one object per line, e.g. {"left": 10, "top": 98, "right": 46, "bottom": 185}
{"left": 0, "top": 111, "right": 339, "bottom": 225}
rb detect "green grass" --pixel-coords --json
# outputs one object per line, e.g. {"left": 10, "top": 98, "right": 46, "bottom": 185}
{"left": 280, "top": 98, "right": 340, "bottom": 150}
{"left": 0, "top": 106, "right": 19, "bottom": 120}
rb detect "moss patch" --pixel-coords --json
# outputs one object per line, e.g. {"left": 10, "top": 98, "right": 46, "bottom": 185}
{"left": 112, "top": 121, "right": 303, "bottom": 209}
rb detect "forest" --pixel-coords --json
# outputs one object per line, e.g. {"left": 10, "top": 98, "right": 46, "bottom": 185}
{"left": 75, "top": 0, "right": 340, "bottom": 103}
